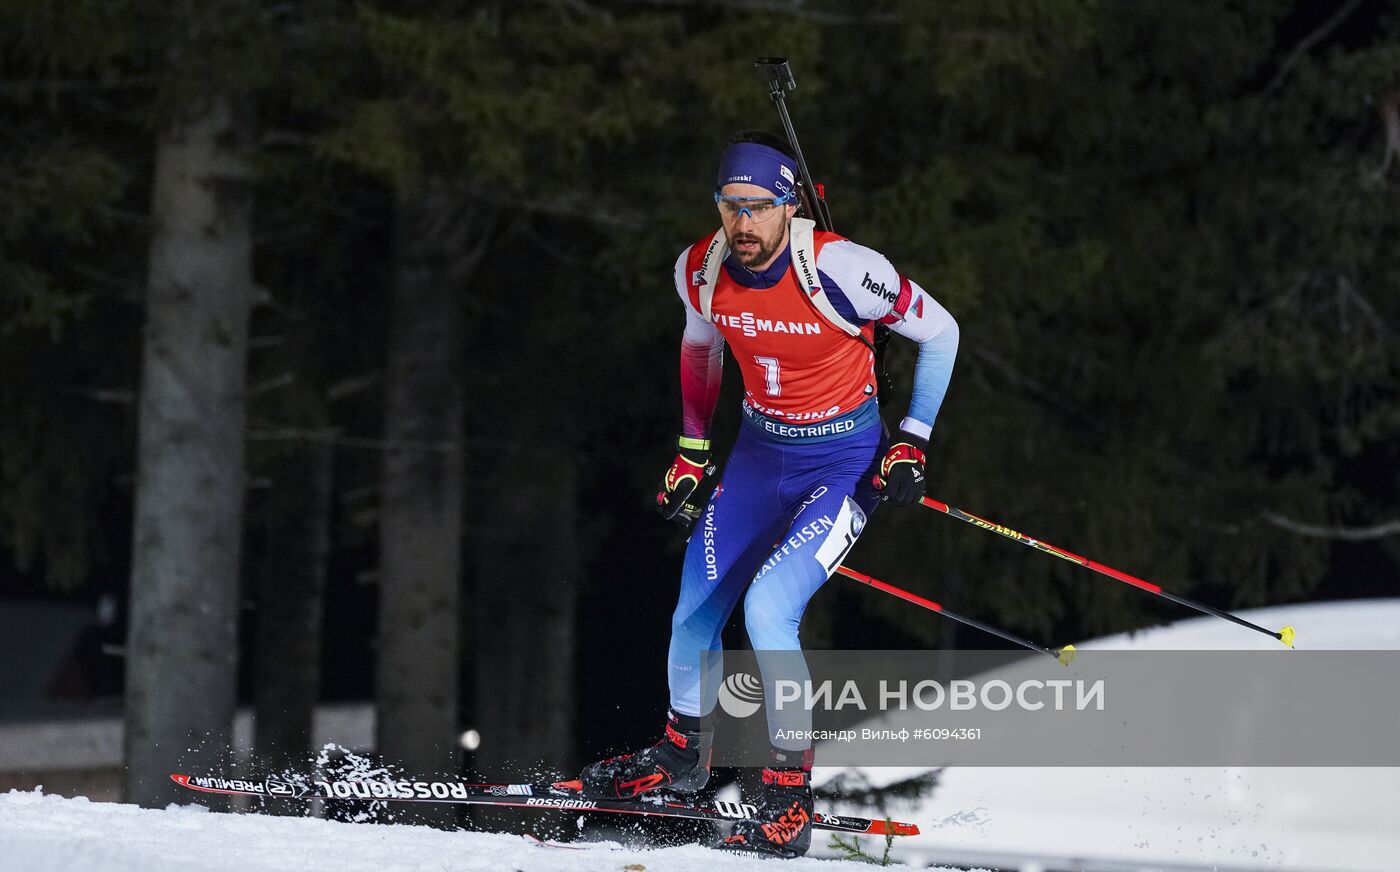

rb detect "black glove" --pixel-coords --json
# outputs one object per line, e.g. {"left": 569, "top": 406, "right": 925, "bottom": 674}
{"left": 870, "top": 432, "right": 928, "bottom": 506}
{"left": 657, "top": 436, "right": 713, "bottom": 524}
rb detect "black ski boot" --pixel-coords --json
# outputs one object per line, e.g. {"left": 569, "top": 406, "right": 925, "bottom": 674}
{"left": 716, "top": 757, "right": 815, "bottom": 859}
{"left": 578, "top": 709, "right": 713, "bottom": 799}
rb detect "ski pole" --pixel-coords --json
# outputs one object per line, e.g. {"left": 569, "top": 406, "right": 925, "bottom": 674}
{"left": 835, "top": 565, "right": 1076, "bottom": 666}
{"left": 917, "top": 497, "right": 1297, "bottom": 648}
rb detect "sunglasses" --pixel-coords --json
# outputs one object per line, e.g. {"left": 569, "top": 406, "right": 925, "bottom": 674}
{"left": 714, "top": 190, "right": 796, "bottom": 224}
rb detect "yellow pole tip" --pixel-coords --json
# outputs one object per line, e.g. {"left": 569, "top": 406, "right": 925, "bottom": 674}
{"left": 1278, "top": 626, "right": 1296, "bottom": 649}
{"left": 1057, "top": 644, "right": 1077, "bottom": 666}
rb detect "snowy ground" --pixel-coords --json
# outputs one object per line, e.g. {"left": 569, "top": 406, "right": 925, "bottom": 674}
{"left": 814, "top": 599, "right": 1400, "bottom": 872}
{"left": 7, "top": 601, "right": 1392, "bottom": 872}
{"left": 0, "top": 788, "right": 971, "bottom": 872}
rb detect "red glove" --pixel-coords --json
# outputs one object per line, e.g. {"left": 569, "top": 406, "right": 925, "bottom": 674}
{"left": 657, "top": 437, "right": 713, "bottom": 523}
{"left": 871, "top": 433, "right": 928, "bottom": 506}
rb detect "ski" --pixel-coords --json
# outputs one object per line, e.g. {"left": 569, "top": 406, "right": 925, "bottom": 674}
{"left": 170, "top": 773, "right": 919, "bottom": 837}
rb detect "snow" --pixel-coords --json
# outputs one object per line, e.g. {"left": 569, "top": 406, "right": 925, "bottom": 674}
{"left": 1073, "top": 597, "right": 1400, "bottom": 652}
{"left": 6, "top": 601, "right": 1390, "bottom": 871}
{"left": 814, "top": 598, "right": 1400, "bottom": 871}
{"left": 0, "top": 788, "right": 972, "bottom": 872}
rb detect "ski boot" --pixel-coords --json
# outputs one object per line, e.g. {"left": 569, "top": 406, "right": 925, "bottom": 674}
{"left": 716, "top": 751, "right": 815, "bottom": 859}
{"left": 578, "top": 709, "right": 713, "bottom": 799}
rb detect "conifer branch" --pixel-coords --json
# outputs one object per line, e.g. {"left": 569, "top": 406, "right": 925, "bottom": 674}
{"left": 601, "top": 0, "right": 898, "bottom": 25}
{"left": 1262, "top": 512, "right": 1400, "bottom": 541}
{"left": 966, "top": 342, "right": 1093, "bottom": 424}
{"left": 0, "top": 76, "right": 157, "bottom": 95}
{"left": 1259, "top": 0, "right": 1365, "bottom": 101}
{"left": 1377, "top": 88, "right": 1400, "bottom": 179}
{"left": 827, "top": 827, "right": 897, "bottom": 865}
{"left": 64, "top": 386, "right": 135, "bottom": 404}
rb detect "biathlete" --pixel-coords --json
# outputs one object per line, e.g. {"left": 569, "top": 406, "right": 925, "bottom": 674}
{"left": 579, "top": 130, "right": 960, "bottom": 858}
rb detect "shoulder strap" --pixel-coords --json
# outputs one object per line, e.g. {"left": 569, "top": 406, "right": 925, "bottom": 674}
{"left": 788, "top": 218, "right": 862, "bottom": 338}
{"left": 696, "top": 229, "right": 728, "bottom": 324}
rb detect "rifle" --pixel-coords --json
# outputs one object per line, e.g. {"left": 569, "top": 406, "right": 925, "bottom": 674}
{"left": 753, "top": 58, "right": 895, "bottom": 409}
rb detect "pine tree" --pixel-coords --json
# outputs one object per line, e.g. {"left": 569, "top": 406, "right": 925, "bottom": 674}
{"left": 120, "top": 0, "right": 280, "bottom": 807}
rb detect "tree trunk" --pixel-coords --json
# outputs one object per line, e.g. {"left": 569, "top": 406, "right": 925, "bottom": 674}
{"left": 123, "top": 94, "right": 254, "bottom": 808}
{"left": 253, "top": 439, "right": 334, "bottom": 796}
{"left": 375, "top": 187, "right": 487, "bottom": 818}
{"left": 472, "top": 448, "right": 578, "bottom": 780}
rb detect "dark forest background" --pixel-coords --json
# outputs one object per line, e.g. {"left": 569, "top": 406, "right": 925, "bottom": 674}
{"left": 1, "top": 0, "right": 1397, "bottom": 812}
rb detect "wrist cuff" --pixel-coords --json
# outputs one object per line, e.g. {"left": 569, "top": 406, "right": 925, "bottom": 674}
{"left": 897, "top": 417, "right": 932, "bottom": 442}
{"left": 677, "top": 436, "right": 711, "bottom": 452}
